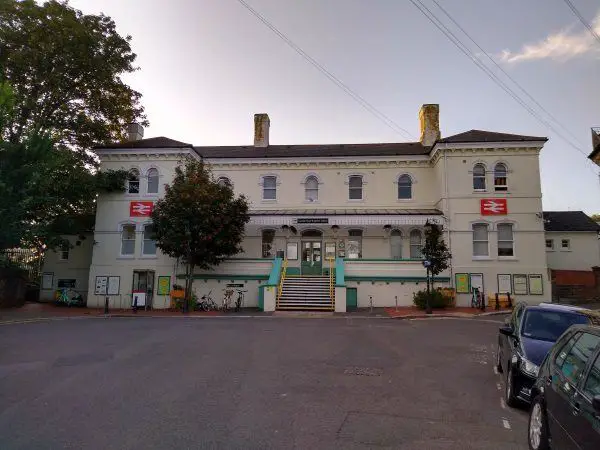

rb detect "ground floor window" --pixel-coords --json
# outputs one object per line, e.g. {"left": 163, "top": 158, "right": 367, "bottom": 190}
{"left": 409, "top": 229, "right": 422, "bottom": 259}
{"left": 347, "top": 229, "right": 362, "bottom": 259}
{"left": 262, "top": 229, "right": 276, "bottom": 258}
{"left": 390, "top": 229, "right": 402, "bottom": 259}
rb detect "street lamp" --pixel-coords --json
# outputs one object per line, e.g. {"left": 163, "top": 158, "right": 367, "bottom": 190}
{"left": 422, "top": 259, "right": 432, "bottom": 314}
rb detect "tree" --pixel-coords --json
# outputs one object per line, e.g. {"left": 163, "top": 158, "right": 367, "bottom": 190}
{"left": 0, "top": 0, "right": 147, "bottom": 162}
{"left": 590, "top": 214, "right": 600, "bottom": 223}
{"left": 421, "top": 221, "right": 452, "bottom": 313}
{"left": 151, "top": 160, "right": 250, "bottom": 312}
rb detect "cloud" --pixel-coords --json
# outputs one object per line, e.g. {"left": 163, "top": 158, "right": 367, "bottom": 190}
{"left": 499, "top": 11, "right": 600, "bottom": 63}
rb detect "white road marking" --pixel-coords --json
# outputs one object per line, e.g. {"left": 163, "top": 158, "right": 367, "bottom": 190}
{"left": 500, "top": 398, "right": 506, "bottom": 409}
{"left": 502, "top": 418, "right": 511, "bottom": 429}
{"left": 496, "top": 382, "right": 502, "bottom": 390}
{"left": 493, "top": 366, "right": 499, "bottom": 375}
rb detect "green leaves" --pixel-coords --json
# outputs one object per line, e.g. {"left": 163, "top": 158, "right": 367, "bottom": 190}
{"left": 422, "top": 222, "right": 452, "bottom": 277}
{"left": 0, "top": 0, "right": 147, "bottom": 160}
{"left": 151, "top": 160, "right": 250, "bottom": 270}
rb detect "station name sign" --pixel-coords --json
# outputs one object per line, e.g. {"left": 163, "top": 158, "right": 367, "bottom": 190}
{"left": 296, "top": 218, "right": 329, "bottom": 224}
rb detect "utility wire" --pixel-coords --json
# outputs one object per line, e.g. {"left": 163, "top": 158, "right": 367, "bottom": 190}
{"left": 235, "top": 0, "right": 415, "bottom": 140}
{"left": 409, "top": 0, "right": 597, "bottom": 171}
{"left": 562, "top": 0, "right": 600, "bottom": 45}
{"left": 430, "top": 0, "right": 586, "bottom": 149}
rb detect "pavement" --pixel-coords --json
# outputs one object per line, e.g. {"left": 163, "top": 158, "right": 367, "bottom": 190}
{"left": 0, "top": 313, "right": 528, "bottom": 449}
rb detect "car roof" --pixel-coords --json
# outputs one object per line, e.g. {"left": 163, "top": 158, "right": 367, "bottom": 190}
{"left": 522, "top": 303, "right": 600, "bottom": 325}
{"left": 565, "top": 324, "right": 600, "bottom": 336}
{"left": 536, "top": 303, "right": 588, "bottom": 312}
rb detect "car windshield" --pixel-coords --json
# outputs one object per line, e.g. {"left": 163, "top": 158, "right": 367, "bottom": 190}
{"left": 520, "top": 310, "right": 589, "bottom": 342}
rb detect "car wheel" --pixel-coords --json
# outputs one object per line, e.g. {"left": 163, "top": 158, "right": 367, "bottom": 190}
{"left": 496, "top": 345, "right": 503, "bottom": 373}
{"left": 505, "top": 365, "right": 518, "bottom": 407}
{"left": 528, "top": 396, "right": 549, "bottom": 450}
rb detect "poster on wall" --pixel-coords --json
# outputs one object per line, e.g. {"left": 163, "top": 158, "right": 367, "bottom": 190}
{"left": 286, "top": 242, "right": 298, "bottom": 260}
{"left": 94, "top": 276, "right": 108, "bottom": 295}
{"left": 157, "top": 276, "right": 171, "bottom": 296}
{"left": 325, "top": 242, "right": 336, "bottom": 260}
{"left": 107, "top": 276, "right": 120, "bottom": 295}
{"left": 528, "top": 274, "right": 544, "bottom": 295}
{"left": 41, "top": 272, "right": 54, "bottom": 290}
{"left": 498, "top": 274, "right": 512, "bottom": 294}
{"left": 513, "top": 274, "right": 528, "bottom": 295}
{"left": 470, "top": 273, "right": 484, "bottom": 293}
{"left": 455, "top": 273, "right": 470, "bottom": 293}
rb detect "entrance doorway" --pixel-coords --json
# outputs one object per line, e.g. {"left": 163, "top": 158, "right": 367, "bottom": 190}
{"left": 301, "top": 230, "right": 323, "bottom": 275}
{"left": 132, "top": 270, "right": 155, "bottom": 309}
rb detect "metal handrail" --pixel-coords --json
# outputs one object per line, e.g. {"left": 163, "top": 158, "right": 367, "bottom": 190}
{"left": 329, "top": 257, "right": 334, "bottom": 303}
{"left": 277, "top": 258, "right": 288, "bottom": 303}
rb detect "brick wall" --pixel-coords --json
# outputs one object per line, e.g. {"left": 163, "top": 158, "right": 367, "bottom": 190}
{"left": 551, "top": 267, "right": 600, "bottom": 304}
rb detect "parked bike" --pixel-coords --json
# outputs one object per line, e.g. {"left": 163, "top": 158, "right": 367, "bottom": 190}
{"left": 54, "top": 288, "right": 85, "bottom": 307}
{"left": 234, "top": 289, "right": 247, "bottom": 312}
{"left": 197, "top": 290, "right": 218, "bottom": 311}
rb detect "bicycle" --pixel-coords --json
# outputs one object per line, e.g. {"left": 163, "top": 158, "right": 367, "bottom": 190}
{"left": 234, "top": 289, "right": 247, "bottom": 312}
{"left": 222, "top": 289, "right": 234, "bottom": 311}
{"left": 197, "top": 290, "right": 218, "bottom": 311}
{"left": 54, "top": 288, "right": 85, "bottom": 307}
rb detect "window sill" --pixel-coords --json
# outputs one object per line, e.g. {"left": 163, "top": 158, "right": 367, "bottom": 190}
{"left": 139, "top": 255, "right": 158, "bottom": 259}
{"left": 261, "top": 199, "right": 277, "bottom": 203}
{"left": 498, "top": 256, "right": 518, "bottom": 261}
{"left": 124, "top": 193, "right": 141, "bottom": 198}
{"left": 546, "top": 249, "right": 555, "bottom": 252}
{"left": 473, "top": 189, "right": 487, "bottom": 194}
{"left": 303, "top": 200, "right": 321, "bottom": 204}
{"left": 560, "top": 249, "right": 571, "bottom": 252}
{"left": 117, "top": 255, "right": 135, "bottom": 260}
{"left": 57, "top": 260, "right": 69, "bottom": 263}
{"left": 396, "top": 198, "right": 413, "bottom": 202}
{"left": 347, "top": 199, "right": 365, "bottom": 203}
{"left": 472, "top": 256, "right": 492, "bottom": 261}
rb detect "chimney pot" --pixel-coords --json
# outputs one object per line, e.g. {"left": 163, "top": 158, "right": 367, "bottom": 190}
{"left": 254, "top": 113, "right": 270, "bottom": 147}
{"left": 419, "top": 104, "right": 440, "bottom": 147}
{"left": 126, "top": 123, "right": 144, "bottom": 141}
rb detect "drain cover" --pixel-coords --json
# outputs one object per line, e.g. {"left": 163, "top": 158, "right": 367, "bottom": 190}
{"left": 344, "top": 366, "right": 382, "bottom": 376}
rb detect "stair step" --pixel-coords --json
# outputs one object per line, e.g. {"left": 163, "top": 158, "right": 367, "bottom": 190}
{"left": 279, "top": 297, "right": 332, "bottom": 302}
{"left": 277, "top": 306, "right": 334, "bottom": 311}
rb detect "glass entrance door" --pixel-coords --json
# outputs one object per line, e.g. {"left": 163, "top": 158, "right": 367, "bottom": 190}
{"left": 301, "top": 241, "right": 322, "bottom": 275}
{"left": 132, "top": 270, "right": 155, "bottom": 309}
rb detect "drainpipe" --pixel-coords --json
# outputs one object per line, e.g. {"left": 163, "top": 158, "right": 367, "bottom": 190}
{"left": 443, "top": 148, "right": 453, "bottom": 286}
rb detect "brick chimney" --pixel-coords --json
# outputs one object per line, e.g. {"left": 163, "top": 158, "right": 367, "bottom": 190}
{"left": 254, "top": 113, "right": 270, "bottom": 147}
{"left": 419, "top": 104, "right": 440, "bottom": 147}
{"left": 126, "top": 123, "right": 144, "bottom": 141}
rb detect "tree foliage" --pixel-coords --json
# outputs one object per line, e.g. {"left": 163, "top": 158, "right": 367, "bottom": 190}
{"left": 151, "top": 160, "right": 250, "bottom": 309}
{"left": 0, "top": 0, "right": 147, "bottom": 161}
{"left": 422, "top": 222, "right": 451, "bottom": 277}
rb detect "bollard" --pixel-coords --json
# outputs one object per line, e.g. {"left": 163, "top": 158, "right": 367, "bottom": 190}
{"left": 104, "top": 296, "right": 109, "bottom": 315}
{"left": 481, "top": 291, "right": 485, "bottom": 312}
{"left": 369, "top": 296, "right": 373, "bottom": 314}
{"left": 133, "top": 295, "right": 138, "bottom": 314}
{"left": 395, "top": 295, "right": 398, "bottom": 311}
{"left": 506, "top": 292, "right": 512, "bottom": 309}
{"left": 495, "top": 293, "right": 500, "bottom": 310}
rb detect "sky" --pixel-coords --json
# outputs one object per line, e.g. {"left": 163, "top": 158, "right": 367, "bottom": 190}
{"left": 68, "top": 0, "right": 600, "bottom": 214}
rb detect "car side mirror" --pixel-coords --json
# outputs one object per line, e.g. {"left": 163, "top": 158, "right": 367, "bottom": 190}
{"left": 499, "top": 325, "right": 514, "bottom": 337}
{"left": 593, "top": 395, "right": 600, "bottom": 414}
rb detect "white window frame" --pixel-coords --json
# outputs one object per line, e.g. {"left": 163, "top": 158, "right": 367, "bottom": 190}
{"left": 120, "top": 223, "right": 137, "bottom": 257}
{"left": 141, "top": 223, "right": 157, "bottom": 256}
{"left": 146, "top": 167, "right": 159, "bottom": 194}
{"left": 390, "top": 229, "right": 403, "bottom": 259}
{"left": 497, "top": 223, "right": 515, "bottom": 258}
{"left": 409, "top": 229, "right": 423, "bottom": 259}
{"left": 397, "top": 174, "right": 413, "bottom": 200}
{"left": 260, "top": 175, "right": 278, "bottom": 201}
{"left": 545, "top": 239, "right": 554, "bottom": 251}
{"left": 261, "top": 229, "right": 276, "bottom": 258}
{"left": 472, "top": 163, "right": 487, "bottom": 191}
{"left": 127, "top": 168, "right": 140, "bottom": 194}
{"left": 348, "top": 175, "right": 364, "bottom": 201}
{"left": 472, "top": 223, "right": 489, "bottom": 258}
{"left": 59, "top": 243, "right": 69, "bottom": 261}
{"left": 304, "top": 175, "right": 319, "bottom": 202}
{"left": 494, "top": 162, "right": 508, "bottom": 192}
{"left": 561, "top": 239, "right": 571, "bottom": 251}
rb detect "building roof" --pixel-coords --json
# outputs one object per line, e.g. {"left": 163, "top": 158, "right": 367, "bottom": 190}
{"left": 249, "top": 208, "right": 442, "bottom": 215}
{"left": 94, "top": 137, "right": 193, "bottom": 149}
{"left": 195, "top": 142, "right": 429, "bottom": 159}
{"left": 543, "top": 211, "right": 600, "bottom": 232}
{"left": 438, "top": 130, "right": 547, "bottom": 144}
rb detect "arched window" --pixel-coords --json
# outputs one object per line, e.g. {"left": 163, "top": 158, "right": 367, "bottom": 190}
{"left": 390, "top": 229, "right": 402, "bottom": 259}
{"left": 473, "top": 164, "right": 486, "bottom": 191}
{"left": 305, "top": 176, "right": 319, "bottom": 201}
{"left": 262, "top": 176, "right": 277, "bottom": 200}
{"left": 301, "top": 229, "right": 323, "bottom": 238}
{"left": 472, "top": 223, "right": 489, "bottom": 257}
{"left": 494, "top": 163, "right": 507, "bottom": 191}
{"left": 127, "top": 169, "right": 140, "bottom": 194}
{"left": 398, "top": 175, "right": 412, "bottom": 199}
{"left": 410, "top": 229, "right": 422, "bottom": 259}
{"left": 147, "top": 168, "right": 159, "bottom": 194}
{"left": 217, "top": 177, "right": 232, "bottom": 188}
{"left": 121, "top": 224, "right": 136, "bottom": 255}
{"left": 142, "top": 224, "right": 156, "bottom": 255}
{"left": 347, "top": 229, "right": 363, "bottom": 259}
{"left": 348, "top": 175, "right": 363, "bottom": 200}
{"left": 262, "top": 229, "right": 276, "bottom": 258}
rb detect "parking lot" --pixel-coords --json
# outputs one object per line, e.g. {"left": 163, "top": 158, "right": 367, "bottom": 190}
{"left": 0, "top": 315, "right": 528, "bottom": 449}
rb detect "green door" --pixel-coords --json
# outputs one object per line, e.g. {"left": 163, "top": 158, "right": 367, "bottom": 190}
{"left": 346, "top": 287, "right": 358, "bottom": 310}
{"left": 301, "top": 241, "right": 322, "bottom": 275}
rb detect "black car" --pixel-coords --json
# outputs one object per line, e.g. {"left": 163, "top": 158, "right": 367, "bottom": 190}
{"left": 528, "top": 324, "right": 600, "bottom": 450}
{"left": 497, "top": 303, "right": 598, "bottom": 407}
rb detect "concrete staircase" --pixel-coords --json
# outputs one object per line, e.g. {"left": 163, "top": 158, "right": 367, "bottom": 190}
{"left": 277, "top": 276, "right": 334, "bottom": 311}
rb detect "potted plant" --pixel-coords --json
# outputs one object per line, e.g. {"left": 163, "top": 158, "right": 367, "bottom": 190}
{"left": 170, "top": 284, "right": 185, "bottom": 299}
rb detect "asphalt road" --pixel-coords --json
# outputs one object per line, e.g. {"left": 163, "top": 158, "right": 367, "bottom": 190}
{"left": 0, "top": 315, "right": 528, "bottom": 449}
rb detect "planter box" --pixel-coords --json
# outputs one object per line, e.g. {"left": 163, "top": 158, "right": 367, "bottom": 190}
{"left": 170, "top": 290, "right": 185, "bottom": 299}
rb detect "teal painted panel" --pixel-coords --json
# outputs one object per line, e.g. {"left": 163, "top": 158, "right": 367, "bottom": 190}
{"left": 346, "top": 287, "right": 358, "bottom": 309}
{"left": 286, "top": 267, "right": 301, "bottom": 276}
{"left": 258, "top": 285, "right": 265, "bottom": 311}
{"left": 266, "top": 257, "right": 283, "bottom": 287}
{"left": 335, "top": 257, "right": 346, "bottom": 286}
{"left": 345, "top": 276, "right": 450, "bottom": 283}
{"left": 178, "top": 274, "right": 268, "bottom": 281}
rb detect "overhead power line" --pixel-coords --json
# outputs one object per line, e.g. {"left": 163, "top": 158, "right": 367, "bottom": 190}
{"left": 562, "top": 0, "right": 600, "bottom": 45}
{"left": 409, "top": 0, "right": 597, "bottom": 172}
{"left": 235, "top": 0, "right": 415, "bottom": 140}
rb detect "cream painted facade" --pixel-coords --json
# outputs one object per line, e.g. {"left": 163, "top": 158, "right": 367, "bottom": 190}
{"left": 51, "top": 105, "right": 553, "bottom": 311}
{"left": 545, "top": 232, "right": 600, "bottom": 271}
